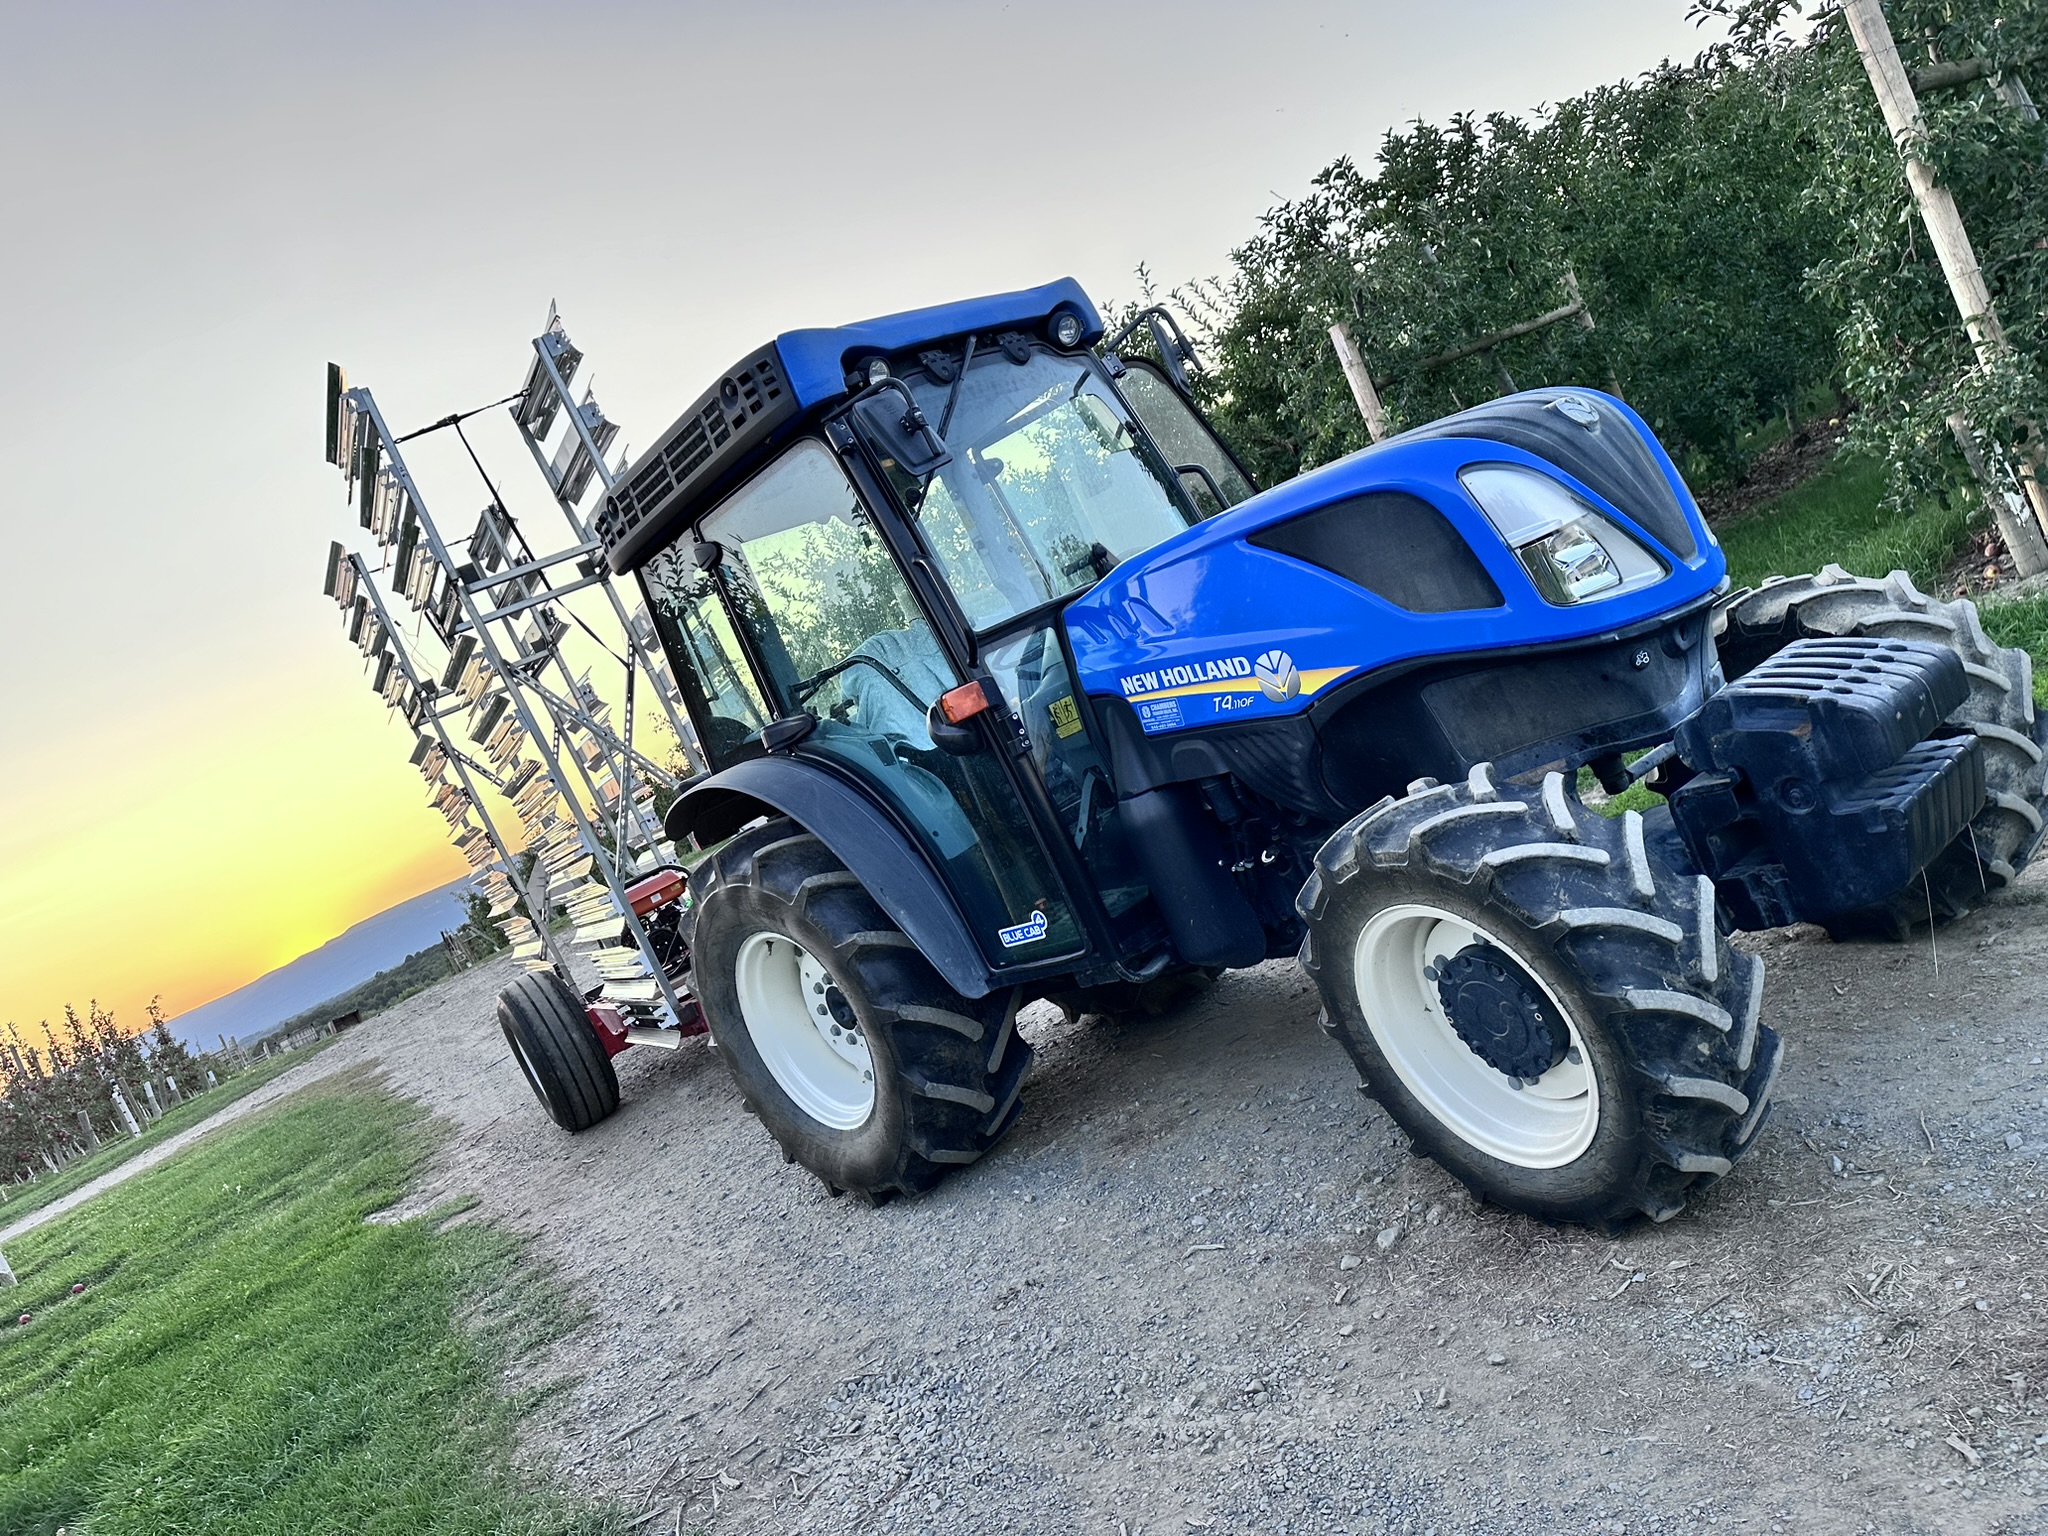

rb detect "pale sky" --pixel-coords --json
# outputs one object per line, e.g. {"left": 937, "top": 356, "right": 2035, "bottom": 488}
{"left": 0, "top": 0, "right": 1733, "bottom": 1034}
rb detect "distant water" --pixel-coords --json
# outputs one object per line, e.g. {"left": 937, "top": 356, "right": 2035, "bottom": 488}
{"left": 167, "top": 878, "right": 477, "bottom": 1049}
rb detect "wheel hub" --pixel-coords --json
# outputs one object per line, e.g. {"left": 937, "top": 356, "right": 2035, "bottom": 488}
{"left": 733, "top": 932, "right": 875, "bottom": 1130}
{"left": 800, "top": 951, "right": 869, "bottom": 1073}
{"left": 1426, "top": 942, "right": 1571, "bottom": 1083}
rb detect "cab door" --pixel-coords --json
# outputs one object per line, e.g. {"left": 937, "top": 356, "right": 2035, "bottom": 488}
{"left": 640, "top": 437, "right": 1093, "bottom": 972}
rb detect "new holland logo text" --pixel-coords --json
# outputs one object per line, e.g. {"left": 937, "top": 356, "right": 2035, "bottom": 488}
{"left": 1120, "top": 650, "right": 1304, "bottom": 703}
{"left": 1119, "top": 655, "right": 1254, "bottom": 696}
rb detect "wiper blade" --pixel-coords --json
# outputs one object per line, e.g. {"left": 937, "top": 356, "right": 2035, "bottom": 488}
{"left": 937, "top": 335, "right": 976, "bottom": 441}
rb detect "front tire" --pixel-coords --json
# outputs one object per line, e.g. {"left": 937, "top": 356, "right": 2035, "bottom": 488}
{"left": 691, "top": 819, "right": 1032, "bottom": 1200}
{"left": 1298, "top": 767, "right": 1782, "bottom": 1228}
{"left": 1717, "top": 566, "right": 2047, "bottom": 934}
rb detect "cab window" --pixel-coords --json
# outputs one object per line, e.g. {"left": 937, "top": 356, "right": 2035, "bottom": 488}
{"left": 1116, "top": 359, "right": 1256, "bottom": 517}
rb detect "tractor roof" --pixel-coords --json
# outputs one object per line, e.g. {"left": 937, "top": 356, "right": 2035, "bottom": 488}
{"left": 772, "top": 276, "right": 1102, "bottom": 409}
{"left": 599, "top": 278, "right": 1104, "bottom": 573}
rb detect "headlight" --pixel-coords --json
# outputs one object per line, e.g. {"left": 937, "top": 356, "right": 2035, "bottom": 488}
{"left": 1459, "top": 464, "right": 1667, "bottom": 605}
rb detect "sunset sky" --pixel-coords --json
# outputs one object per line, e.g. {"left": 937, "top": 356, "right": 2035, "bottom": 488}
{"left": 0, "top": 0, "right": 1734, "bottom": 1037}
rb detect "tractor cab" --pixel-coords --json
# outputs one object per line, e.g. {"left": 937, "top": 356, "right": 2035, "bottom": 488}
{"left": 604, "top": 280, "right": 1256, "bottom": 998}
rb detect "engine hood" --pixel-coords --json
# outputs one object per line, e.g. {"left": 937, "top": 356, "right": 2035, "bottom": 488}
{"left": 1063, "top": 388, "right": 1725, "bottom": 739}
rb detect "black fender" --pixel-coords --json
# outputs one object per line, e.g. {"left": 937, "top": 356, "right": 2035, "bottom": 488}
{"left": 666, "top": 756, "right": 998, "bottom": 1000}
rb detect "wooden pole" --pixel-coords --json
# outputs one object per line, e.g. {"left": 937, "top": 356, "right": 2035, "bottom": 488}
{"left": 1949, "top": 413, "right": 2048, "bottom": 576}
{"left": 1329, "top": 321, "right": 1390, "bottom": 443}
{"left": 1842, "top": 0, "right": 2048, "bottom": 546}
{"left": 1562, "top": 266, "right": 1625, "bottom": 397}
{"left": 1388, "top": 299, "right": 1588, "bottom": 381}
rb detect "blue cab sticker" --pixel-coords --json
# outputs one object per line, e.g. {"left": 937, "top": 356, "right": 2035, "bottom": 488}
{"left": 997, "top": 910, "right": 1048, "bottom": 948}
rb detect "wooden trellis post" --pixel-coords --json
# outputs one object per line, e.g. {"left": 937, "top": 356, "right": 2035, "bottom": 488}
{"left": 1329, "top": 322, "right": 1390, "bottom": 443}
{"left": 1329, "top": 269, "right": 1601, "bottom": 443}
{"left": 1843, "top": 0, "right": 2048, "bottom": 562}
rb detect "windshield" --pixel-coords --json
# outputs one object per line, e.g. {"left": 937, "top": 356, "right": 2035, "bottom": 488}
{"left": 899, "top": 349, "right": 1192, "bottom": 632}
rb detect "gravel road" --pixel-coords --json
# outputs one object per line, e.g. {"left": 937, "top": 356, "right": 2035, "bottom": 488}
{"left": 210, "top": 870, "right": 2048, "bottom": 1532}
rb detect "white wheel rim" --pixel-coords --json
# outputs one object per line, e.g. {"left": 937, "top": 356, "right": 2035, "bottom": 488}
{"left": 1353, "top": 903, "right": 1598, "bottom": 1168}
{"left": 733, "top": 932, "right": 875, "bottom": 1130}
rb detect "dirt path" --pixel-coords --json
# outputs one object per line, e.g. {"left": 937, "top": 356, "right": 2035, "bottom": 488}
{"left": 0, "top": 1045, "right": 358, "bottom": 1247}
{"left": 159, "top": 871, "right": 2048, "bottom": 1531}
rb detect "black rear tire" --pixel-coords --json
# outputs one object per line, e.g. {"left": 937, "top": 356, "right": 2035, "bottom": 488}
{"left": 1717, "top": 566, "right": 2047, "bottom": 935}
{"left": 691, "top": 818, "right": 1032, "bottom": 1200}
{"left": 498, "top": 969, "right": 620, "bottom": 1132}
{"left": 1298, "top": 766, "right": 1782, "bottom": 1229}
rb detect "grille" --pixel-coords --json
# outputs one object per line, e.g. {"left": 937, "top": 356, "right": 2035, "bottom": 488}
{"left": 595, "top": 346, "right": 793, "bottom": 570}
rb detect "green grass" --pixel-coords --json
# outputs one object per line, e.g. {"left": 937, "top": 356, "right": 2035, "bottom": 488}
{"left": 0, "top": 1076, "right": 613, "bottom": 1536}
{"left": 0, "top": 1041, "right": 339, "bottom": 1229}
{"left": 1715, "top": 453, "right": 1976, "bottom": 593}
{"left": 1711, "top": 448, "right": 2048, "bottom": 706}
{"left": 1980, "top": 592, "right": 2048, "bottom": 708}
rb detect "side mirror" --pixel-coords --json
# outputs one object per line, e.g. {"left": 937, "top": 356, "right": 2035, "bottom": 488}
{"left": 1103, "top": 305, "right": 1205, "bottom": 399}
{"left": 849, "top": 380, "right": 951, "bottom": 480}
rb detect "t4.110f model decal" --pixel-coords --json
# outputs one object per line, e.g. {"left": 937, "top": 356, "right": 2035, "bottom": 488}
{"left": 1116, "top": 649, "right": 1356, "bottom": 736}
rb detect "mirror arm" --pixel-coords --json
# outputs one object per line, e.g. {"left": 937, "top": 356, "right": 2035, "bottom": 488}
{"left": 937, "top": 334, "right": 976, "bottom": 440}
{"left": 1103, "top": 305, "right": 1203, "bottom": 398}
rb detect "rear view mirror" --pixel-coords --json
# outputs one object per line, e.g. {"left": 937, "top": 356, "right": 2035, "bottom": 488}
{"left": 850, "top": 380, "right": 951, "bottom": 480}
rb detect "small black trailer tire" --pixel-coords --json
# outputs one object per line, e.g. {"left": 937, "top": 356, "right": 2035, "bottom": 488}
{"left": 498, "top": 970, "right": 621, "bottom": 1133}
{"left": 690, "top": 818, "right": 1031, "bottom": 1201}
{"left": 1716, "top": 566, "right": 2048, "bottom": 934}
{"left": 1298, "top": 766, "right": 1781, "bottom": 1229}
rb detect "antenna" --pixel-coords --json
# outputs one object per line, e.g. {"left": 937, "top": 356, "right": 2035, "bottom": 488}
{"left": 319, "top": 310, "right": 703, "bottom": 1030}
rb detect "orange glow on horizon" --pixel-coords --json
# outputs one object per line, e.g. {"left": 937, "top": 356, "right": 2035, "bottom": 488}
{"left": 0, "top": 666, "right": 472, "bottom": 1044}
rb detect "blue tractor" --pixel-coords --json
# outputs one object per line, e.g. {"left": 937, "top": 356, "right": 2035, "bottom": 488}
{"left": 566, "top": 278, "right": 2042, "bottom": 1227}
